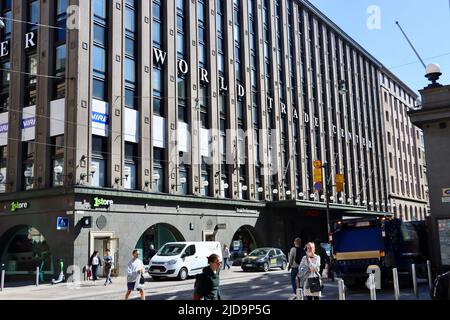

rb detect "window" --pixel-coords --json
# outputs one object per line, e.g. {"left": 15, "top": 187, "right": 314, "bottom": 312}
{"left": 92, "top": 0, "right": 108, "bottom": 101}
{"left": 153, "top": 147, "right": 165, "bottom": 192}
{"left": 124, "top": 0, "right": 137, "bottom": 109}
{"left": 22, "top": 141, "right": 35, "bottom": 190}
{"left": 51, "top": 135, "right": 65, "bottom": 186}
{"left": 91, "top": 135, "right": 107, "bottom": 187}
{"left": 385, "top": 110, "right": 389, "bottom": 121}
{"left": 389, "top": 153, "right": 393, "bottom": 168}
{"left": 153, "top": 67, "right": 163, "bottom": 116}
{"left": 25, "top": 53, "right": 38, "bottom": 106}
{"left": 201, "top": 157, "right": 210, "bottom": 197}
{"left": 152, "top": 0, "right": 163, "bottom": 48}
{"left": 387, "top": 132, "right": 391, "bottom": 145}
{"left": 124, "top": 142, "right": 137, "bottom": 190}
{"left": 0, "top": 146, "right": 7, "bottom": 192}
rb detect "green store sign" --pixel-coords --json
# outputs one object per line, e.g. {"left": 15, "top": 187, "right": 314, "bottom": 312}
{"left": 93, "top": 197, "right": 114, "bottom": 208}
{"left": 11, "top": 201, "right": 29, "bottom": 212}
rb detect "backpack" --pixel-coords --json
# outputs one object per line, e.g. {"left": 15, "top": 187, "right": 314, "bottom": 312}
{"left": 294, "top": 247, "right": 305, "bottom": 265}
{"left": 431, "top": 271, "right": 450, "bottom": 300}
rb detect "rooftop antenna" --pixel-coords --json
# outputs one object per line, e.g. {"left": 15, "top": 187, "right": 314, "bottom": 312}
{"left": 395, "top": 21, "right": 427, "bottom": 69}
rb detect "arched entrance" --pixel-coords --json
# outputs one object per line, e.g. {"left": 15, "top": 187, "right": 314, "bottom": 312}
{"left": 136, "top": 223, "right": 185, "bottom": 265}
{"left": 0, "top": 225, "right": 53, "bottom": 280}
{"left": 230, "top": 225, "right": 258, "bottom": 262}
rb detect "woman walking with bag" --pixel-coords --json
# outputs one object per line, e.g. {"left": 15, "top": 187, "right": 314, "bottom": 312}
{"left": 298, "top": 242, "right": 322, "bottom": 300}
{"left": 88, "top": 251, "right": 102, "bottom": 285}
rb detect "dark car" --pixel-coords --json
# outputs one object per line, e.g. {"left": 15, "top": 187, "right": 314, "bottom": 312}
{"left": 241, "top": 248, "right": 287, "bottom": 272}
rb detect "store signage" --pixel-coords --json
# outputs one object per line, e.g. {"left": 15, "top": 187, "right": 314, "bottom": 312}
{"left": 91, "top": 112, "right": 109, "bottom": 125}
{"left": 10, "top": 201, "right": 29, "bottom": 212}
{"left": 21, "top": 117, "right": 36, "bottom": 129}
{"left": 152, "top": 47, "right": 374, "bottom": 150}
{"left": 56, "top": 217, "right": 69, "bottom": 231}
{"left": 93, "top": 197, "right": 113, "bottom": 208}
{"left": 0, "top": 123, "right": 7, "bottom": 133}
{"left": 0, "top": 31, "right": 37, "bottom": 58}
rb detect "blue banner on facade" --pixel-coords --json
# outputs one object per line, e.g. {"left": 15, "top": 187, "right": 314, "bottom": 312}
{"left": 92, "top": 112, "right": 109, "bottom": 125}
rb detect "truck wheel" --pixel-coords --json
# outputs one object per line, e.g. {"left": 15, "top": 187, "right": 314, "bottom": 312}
{"left": 263, "top": 262, "right": 269, "bottom": 272}
{"left": 178, "top": 268, "right": 188, "bottom": 281}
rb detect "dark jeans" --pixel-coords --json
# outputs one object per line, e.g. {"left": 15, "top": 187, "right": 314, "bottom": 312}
{"left": 223, "top": 258, "right": 231, "bottom": 269}
{"left": 290, "top": 267, "right": 299, "bottom": 294}
{"left": 307, "top": 296, "right": 319, "bottom": 300}
{"left": 91, "top": 265, "right": 99, "bottom": 281}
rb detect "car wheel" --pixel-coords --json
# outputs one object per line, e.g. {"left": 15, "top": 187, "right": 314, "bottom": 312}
{"left": 280, "top": 261, "right": 287, "bottom": 270}
{"left": 263, "top": 262, "right": 269, "bottom": 272}
{"left": 178, "top": 268, "right": 188, "bottom": 281}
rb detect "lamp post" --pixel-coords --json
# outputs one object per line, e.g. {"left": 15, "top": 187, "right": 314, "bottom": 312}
{"left": 323, "top": 162, "right": 332, "bottom": 243}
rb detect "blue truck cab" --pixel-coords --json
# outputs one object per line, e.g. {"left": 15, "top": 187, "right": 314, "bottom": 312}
{"left": 332, "top": 217, "right": 428, "bottom": 288}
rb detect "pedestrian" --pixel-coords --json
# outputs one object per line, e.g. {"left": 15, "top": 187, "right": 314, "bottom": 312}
{"left": 103, "top": 249, "right": 114, "bottom": 286}
{"left": 287, "top": 237, "right": 305, "bottom": 299}
{"left": 223, "top": 244, "right": 231, "bottom": 270}
{"left": 88, "top": 251, "right": 102, "bottom": 285}
{"left": 125, "top": 249, "right": 145, "bottom": 300}
{"left": 192, "top": 254, "right": 222, "bottom": 300}
{"left": 314, "top": 239, "right": 330, "bottom": 277}
{"left": 298, "top": 242, "right": 322, "bottom": 300}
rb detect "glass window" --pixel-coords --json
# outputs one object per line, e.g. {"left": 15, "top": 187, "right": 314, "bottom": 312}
{"left": 125, "top": 7, "right": 135, "bottom": 32}
{"left": 124, "top": 58, "right": 135, "bottom": 83}
{"left": 55, "top": 45, "right": 66, "bottom": 73}
{"left": 93, "top": 78, "right": 106, "bottom": 100}
{"left": 94, "top": 24, "right": 106, "bottom": 44}
{"left": 93, "top": 46, "right": 106, "bottom": 72}
{"left": 125, "top": 88, "right": 136, "bottom": 109}
{"left": 93, "top": 0, "right": 107, "bottom": 18}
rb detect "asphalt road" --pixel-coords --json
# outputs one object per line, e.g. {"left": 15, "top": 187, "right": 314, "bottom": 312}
{"left": 0, "top": 266, "right": 431, "bottom": 300}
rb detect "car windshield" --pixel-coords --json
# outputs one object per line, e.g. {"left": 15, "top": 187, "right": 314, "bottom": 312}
{"left": 249, "top": 249, "right": 269, "bottom": 257}
{"left": 157, "top": 244, "right": 186, "bottom": 256}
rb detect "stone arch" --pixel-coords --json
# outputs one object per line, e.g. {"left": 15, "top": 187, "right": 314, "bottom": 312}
{"left": 0, "top": 225, "right": 54, "bottom": 279}
{"left": 135, "top": 223, "right": 185, "bottom": 265}
{"left": 228, "top": 225, "right": 260, "bottom": 260}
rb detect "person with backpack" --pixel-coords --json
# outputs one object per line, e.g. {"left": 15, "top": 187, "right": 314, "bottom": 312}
{"left": 192, "top": 254, "right": 222, "bottom": 300}
{"left": 288, "top": 237, "right": 305, "bottom": 299}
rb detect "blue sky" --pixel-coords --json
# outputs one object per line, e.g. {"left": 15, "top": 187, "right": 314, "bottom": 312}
{"left": 307, "top": 0, "right": 450, "bottom": 95}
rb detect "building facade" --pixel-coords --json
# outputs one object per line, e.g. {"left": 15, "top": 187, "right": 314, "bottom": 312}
{"left": 380, "top": 68, "right": 429, "bottom": 221}
{"left": 0, "top": 0, "right": 428, "bottom": 278}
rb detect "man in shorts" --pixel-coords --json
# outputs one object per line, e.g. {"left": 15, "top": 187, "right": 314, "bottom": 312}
{"left": 125, "top": 249, "right": 145, "bottom": 300}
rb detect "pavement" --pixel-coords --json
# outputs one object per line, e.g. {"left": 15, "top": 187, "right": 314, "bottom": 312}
{"left": 0, "top": 266, "right": 432, "bottom": 300}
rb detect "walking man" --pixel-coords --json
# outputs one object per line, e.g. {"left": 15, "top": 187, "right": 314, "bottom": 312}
{"left": 125, "top": 250, "right": 145, "bottom": 300}
{"left": 223, "top": 245, "right": 231, "bottom": 270}
{"left": 288, "top": 237, "right": 305, "bottom": 299}
{"left": 103, "top": 249, "right": 114, "bottom": 286}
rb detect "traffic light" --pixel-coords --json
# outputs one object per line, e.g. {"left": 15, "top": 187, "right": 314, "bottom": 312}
{"left": 335, "top": 174, "right": 345, "bottom": 193}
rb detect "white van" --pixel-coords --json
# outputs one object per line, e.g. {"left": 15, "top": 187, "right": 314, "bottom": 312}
{"left": 148, "top": 241, "right": 222, "bottom": 280}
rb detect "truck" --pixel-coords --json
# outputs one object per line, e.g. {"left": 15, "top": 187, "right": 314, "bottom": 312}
{"left": 332, "top": 217, "right": 429, "bottom": 288}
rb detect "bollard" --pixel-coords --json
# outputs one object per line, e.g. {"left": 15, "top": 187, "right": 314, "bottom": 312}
{"left": 338, "top": 278, "right": 346, "bottom": 300}
{"left": 36, "top": 266, "right": 39, "bottom": 286}
{"left": 296, "top": 288, "right": 304, "bottom": 300}
{"left": 369, "top": 273, "right": 376, "bottom": 300}
{"left": 393, "top": 268, "right": 400, "bottom": 300}
{"left": 411, "top": 264, "right": 418, "bottom": 298}
{"left": 1, "top": 268, "right": 5, "bottom": 292}
{"left": 427, "top": 260, "right": 432, "bottom": 291}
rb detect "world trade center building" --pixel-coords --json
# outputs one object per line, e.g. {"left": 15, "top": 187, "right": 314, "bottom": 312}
{"left": 0, "top": 0, "right": 428, "bottom": 278}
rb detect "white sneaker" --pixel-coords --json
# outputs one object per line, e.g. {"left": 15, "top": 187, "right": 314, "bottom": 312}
{"left": 290, "top": 294, "right": 297, "bottom": 300}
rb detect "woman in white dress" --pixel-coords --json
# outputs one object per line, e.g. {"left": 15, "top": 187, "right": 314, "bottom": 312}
{"left": 298, "top": 242, "right": 322, "bottom": 300}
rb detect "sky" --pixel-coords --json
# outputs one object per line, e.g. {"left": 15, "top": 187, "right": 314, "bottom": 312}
{"left": 307, "top": 0, "right": 450, "bottom": 96}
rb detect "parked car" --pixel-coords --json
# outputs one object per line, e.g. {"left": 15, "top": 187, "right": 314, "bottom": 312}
{"left": 148, "top": 241, "right": 222, "bottom": 280}
{"left": 241, "top": 248, "right": 287, "bottom": 272}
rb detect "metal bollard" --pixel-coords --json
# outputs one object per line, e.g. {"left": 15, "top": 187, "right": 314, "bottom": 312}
{"left": 411, "top": 264, "right": 418, "bottom": 298}
{"left": 296, "top": 288, "right": 304, "bottom": 300}
{"left": 427, "top": 260, "right": 432, "bottom": 291}
{"left": 369, "top": 273, "right": 376, "bottom": 300}
{"left": 36, "top": 266, "right": 39, "bottom": 286}
{"left": 393, "top": 268, "right": 400, "bottom": 300}
{"left": 338, "top": 278, "right": 346, "bottom": 300}
{"left": 0, "top": 265, "right": 5, "bottom": 291}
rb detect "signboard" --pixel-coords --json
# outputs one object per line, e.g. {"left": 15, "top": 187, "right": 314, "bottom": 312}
{"left": 336, "top": 174, "right": 345, "bottom": 193}
{"left": 10, "top": 201, "right": 29, "bottom": 212}
{"left": 233, "top": 240, "right": 242, "bottom": 251}
{"left": 56, "top": 217, "right": 69, "bottom": 231}
{"left": 93, "top": 197, "right": 114, "bottom": 208}
{"left": 442, "top": 188, "right": 450, "bottom": 197}
{"left": 437, "top": 219, "right": 450, "bottom": 265}
{"left": 314, "top": 182, "right": 323, "bottom": 192}
{"left": 313, "top": 160, "right": 322, "bottom": 169}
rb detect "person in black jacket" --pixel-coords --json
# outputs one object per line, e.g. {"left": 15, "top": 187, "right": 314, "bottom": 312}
{"left": 193, "top": 254, "right": 222, "bottom": 300}
{"left": 88, "top": 251, "right": 102, "bottom": 285}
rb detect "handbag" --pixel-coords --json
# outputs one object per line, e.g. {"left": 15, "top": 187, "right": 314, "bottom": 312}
{"left": 139, "top": 273, "right": 145, "bottom": 285}
{"left": 307, "top": 273, "right": 323, "bottom": 293}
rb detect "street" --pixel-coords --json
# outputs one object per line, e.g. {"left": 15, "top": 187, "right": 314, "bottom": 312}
{"left": 0, "top": 266, "right": 431, "bottom": 300}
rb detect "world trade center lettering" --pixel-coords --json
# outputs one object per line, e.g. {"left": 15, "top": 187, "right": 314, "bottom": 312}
{"left": 152, "top": 47, "right": 373, "bottom": 150}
